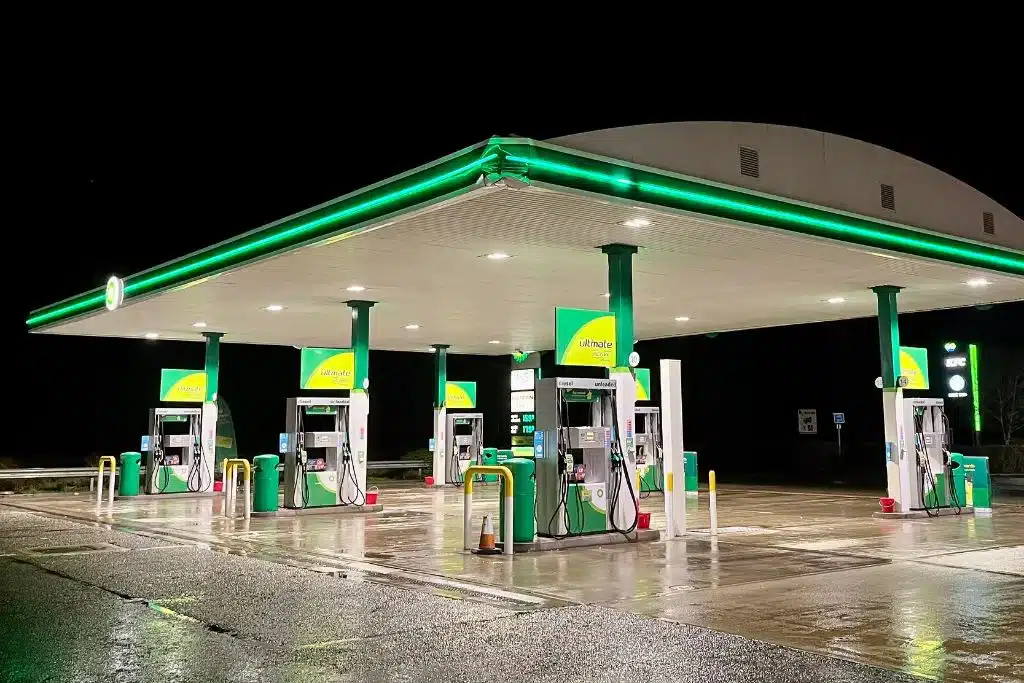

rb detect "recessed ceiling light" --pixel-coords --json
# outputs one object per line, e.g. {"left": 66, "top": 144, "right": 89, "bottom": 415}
{"left": 484, "top": 252, "right": 511, "bottom": 260}
{"left": 405, "top": 324, "right": 420, "bottom": 330}
{"left": 346, "top": 285, "right": 366, "bottom": 292}
{"left": 265, "top": 304, "right": 283, "bottom": 312}
{"left": 621, "top": 218, "right": 651, "bottom": 228}
{"left": 601, "top": 293, "right": 611, "bottom": 298}
{"left": 192, "top": 321, "right": 207, "bottom": 328}
{"left": 827, "top": 297, "right": 846, "bottom": 304}
{"left": 144, "top": 332, "right": 159, "bottom": 339}
{"left": 427, "top": 346, "right": 436, "bottom": 352}
{"left": 674, "top": 316, "right": 690, "bottom": 322}
{"left": 488, "top": 340, "right": 501, "bottom": 344}
{"left": 966, "top": 278, "right": 991, "bottom": 288}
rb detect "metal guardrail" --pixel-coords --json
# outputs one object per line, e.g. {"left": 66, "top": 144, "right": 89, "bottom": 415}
{"left": 0, "top": 460, "right": 430, "bottom": 482}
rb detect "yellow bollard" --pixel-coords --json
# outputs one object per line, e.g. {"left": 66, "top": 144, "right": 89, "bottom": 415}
{"left": 708, "top": 469, "right": 718, "bottom": 536}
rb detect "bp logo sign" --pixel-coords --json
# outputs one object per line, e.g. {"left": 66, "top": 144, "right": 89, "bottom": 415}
{"left": 105, "top": 276, "right": 124, "bottom": 311}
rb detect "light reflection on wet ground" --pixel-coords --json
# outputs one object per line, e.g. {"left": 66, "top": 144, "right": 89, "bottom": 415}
{"left": 3, "top": 483, "right": 1022, "bottom": 682}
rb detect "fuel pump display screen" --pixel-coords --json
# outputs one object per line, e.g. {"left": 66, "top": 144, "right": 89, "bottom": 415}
{"left": 571, "top": 463, "right": 586, "bottom": 482}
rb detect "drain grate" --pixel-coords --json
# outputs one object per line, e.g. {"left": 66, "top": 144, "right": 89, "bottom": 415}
{"left": 27, "top": 543, "right": 122, "bottom": 556}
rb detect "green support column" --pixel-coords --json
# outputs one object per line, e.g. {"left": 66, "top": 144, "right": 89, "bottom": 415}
{"left": 871, "top": 286, "right": 902, "bottom": 388}
{"left": 203, "top": 332, "right": 224, "bottom": 400}
{"left": 346, "top": 301, "right": 375, "bottom": 390}
{"left": 433, "top": 345, "right": 449, "bottom": 407}
{"left": 601, "top": 244, "right": 638, "bottom": 368}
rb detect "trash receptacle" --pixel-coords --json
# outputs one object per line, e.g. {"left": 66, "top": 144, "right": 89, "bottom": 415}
{"left": 253, "top": 454, "right": 280, "bottom": 513}
{"left": 496, "top": 449, "right": 513, "bottom": 464}
{"left": 498, "top": 457, "right": 535, "bottom": 545}
{"left": 481, "top": 448, "right": 498, "bottom": 482}
{"left": 684, "top": 451, "right": 699, "bottom": 493}
{"left": 959, "top": 454, "right": 992, "bottom": 513}
{"left": 119, "top": 451, "right": 141, "bottom": 497}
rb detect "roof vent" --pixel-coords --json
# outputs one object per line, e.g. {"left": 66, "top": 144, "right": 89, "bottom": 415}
{"left": 982, "top": 211, "right": 995, "bottom": 235}
{"left": 739, "top": 146, "right": 759, "bottom": 179}
{"left": 880, "top": 184, "right": 896, "bottom": 211}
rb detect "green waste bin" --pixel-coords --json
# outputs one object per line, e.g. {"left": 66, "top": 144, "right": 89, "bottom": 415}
{"left": 959, "top": 454, "right": 992, "bottom": 511}
{"left": 481, "top": 448, "right": 499, "bottom": 483}
{"left": 498, "top": 457, "right": 535, "bottom": 545}
{"left": 684, "top": 451, "right": 699, "bottom": 493}
{"left": 119, "top": 451, "right": 141, "bottom": 497}
{"left": 496, "top": 449, "right": 513, "bottom": 464}
{"left": 253, "top": 454, "right": 280, "bottom": 513}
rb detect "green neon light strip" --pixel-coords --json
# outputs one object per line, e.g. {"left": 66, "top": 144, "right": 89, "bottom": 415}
{"left": 969, "top": 343, "right": 981, "bottom": 432}
{"left": 503, "top": 150, "right": 1024, "bottom": 275}
{"left": 27, "top": 152, "right": 494, "bottom": 328}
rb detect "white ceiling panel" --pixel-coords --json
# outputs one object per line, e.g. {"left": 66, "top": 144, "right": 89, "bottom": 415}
{"left": 40, "top": 186, "right": 1024, "bottom": 354}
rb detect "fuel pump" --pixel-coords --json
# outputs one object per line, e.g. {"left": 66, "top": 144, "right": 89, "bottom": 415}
{"left": 142, "top": 407, "right": 204, "bottom": 494}
{"left": 282, "top": 397, "right": 364, "bottom": 509}
{"left": 635, "top": 406, "right": 663, "bottom": 496}
{"left": 444, "top": 412, "right": 483, "bottom": 485}
{"left": 896, "top": 397, "right": 962, "bottom": 515}
{"left": 534, "top": 378, "right": 638, "bottom": 538}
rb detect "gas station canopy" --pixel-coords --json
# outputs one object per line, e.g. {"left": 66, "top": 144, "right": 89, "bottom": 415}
{"left": 27, "top": 135, "right": 1024, "bottom": 352}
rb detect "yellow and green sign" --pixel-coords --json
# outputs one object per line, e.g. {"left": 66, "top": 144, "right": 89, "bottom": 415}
{"left": 445, "top": 381, "right": 477, "bottom": 409}
{"left": 555, "top": 307, "right": 616, "bottom": 368}
{"left": 634, "top": 368, "right": 652, "bottom": 401}
{"left": 159, "top": 369, "right": 207, "bottom": 402}
{"left": 300, "top": 348, "right": 355, "bottom": 390}
{"left": 899, "top": 346, "right": 930, "bottom": 390}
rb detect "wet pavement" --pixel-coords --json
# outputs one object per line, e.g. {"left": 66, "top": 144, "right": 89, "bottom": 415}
{"left": 1, "top": 484, "right": 1021, "bottom": 682}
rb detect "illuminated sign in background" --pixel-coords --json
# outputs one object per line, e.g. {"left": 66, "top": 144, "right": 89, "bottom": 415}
{"left": 941, "top": 341, "right": 982, "bottom": 439}
{"left": 510, "top": 363, "right": 537, "bottom": 448}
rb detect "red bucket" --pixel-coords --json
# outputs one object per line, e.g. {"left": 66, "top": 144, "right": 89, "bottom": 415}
{"left": 879, "top": 497, "right": 895, "bottom": 514}
{"left": 213, "top": 481, "right": 223, "bottom": 492}
{"left": 637, "top": 512, "right": 651, "bottom": 530}
{"left": 424, "top": 476, "right": 435, "bottom": 487}
{"left": 365, "top": 487, "right": 379, "bottom": 505}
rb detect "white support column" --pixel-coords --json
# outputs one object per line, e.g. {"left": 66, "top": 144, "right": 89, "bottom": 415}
{"left": 882, "top": 388, "right": 911, "bottom": 512}
{"left": 432, "top": 407, "right": 446, "bottom": 486}
{"left": 610, "top": 369, "right": 638, "bottom": 532}
{"left": 660, "top": 359, "right": 686, "bottom": 538}
{"left": 346, "top": 390, "right": 370, "bottom": 504}
{"left": 200, "top": 401, "right": 217, "bottom": 492}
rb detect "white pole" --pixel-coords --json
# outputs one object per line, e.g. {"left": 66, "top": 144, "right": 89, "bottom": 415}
{"left": 243, "top": 467, "right": 251, "bottom": 520}
{"left": 96, "top": 464, "right": 104, "bottom": 506}
{"left": 503, "top": 494, "right": 514, "bottom": 556}
{"left": 660, "top": 359, "right": 686, "bottom": 538}
{"left": 108, "top": 465, "right": 116, "bottom": 505}
{"left": 226, "top": 464, "right": 235, "bottom": 518}
{"left": 463, "top": 489, "right": 473, "bottom": 551}
{"left": 709, "top": 470, "right": 718, "bottom": 536}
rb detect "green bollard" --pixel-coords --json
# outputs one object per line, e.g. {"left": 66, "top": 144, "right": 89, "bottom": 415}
{"left": 119, "top": 452, "right": 141, "bottom": 497}
{"left": 499, "top": 457, "right": 536, "bottom": 544}
{"left": 684, "top": 451, "right": 699, "bottom": 493}
{"left": 253, "top": 454, "right": 280, "bottom": 513}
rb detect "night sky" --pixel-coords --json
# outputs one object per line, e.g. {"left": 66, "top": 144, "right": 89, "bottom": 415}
{"left": 10, "top": 81, "right": 1023, "bottom": 482}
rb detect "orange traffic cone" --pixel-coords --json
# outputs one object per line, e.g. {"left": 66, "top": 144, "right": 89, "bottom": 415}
{"left": 473, "top": 513, "right": 501, "bottom": 555}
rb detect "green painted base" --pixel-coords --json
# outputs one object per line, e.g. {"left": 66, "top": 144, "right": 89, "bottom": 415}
{"left": 638, "top": 464, "right": 662, "bottom": 493}
{"left": 684, "top": 451, "right": 699, "bottom": 493}
{"left": 924, "top": 472, "right": 947, "bottom": 508}
{"left": 302, "top": 471, "right": 339, "bottom": 507}
{"left": 566, "top": 483, "right": 607, "bottom": 534}
{"left": 155, "top": 466, "right": 189, "bottom": 494}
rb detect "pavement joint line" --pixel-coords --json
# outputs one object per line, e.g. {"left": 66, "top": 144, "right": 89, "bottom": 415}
{"left": 0, "top": 503, "right": 565, "bottom": 609}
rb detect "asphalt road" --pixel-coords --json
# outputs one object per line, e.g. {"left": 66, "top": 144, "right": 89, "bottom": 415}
{"left": 0, "top": 507, "right": 924, "bottom": 683}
